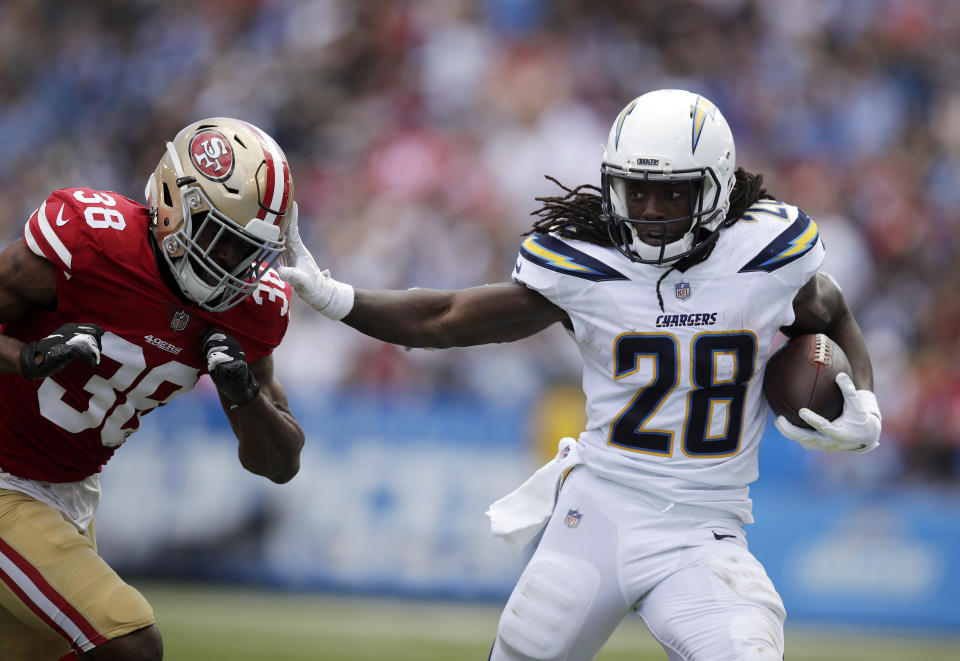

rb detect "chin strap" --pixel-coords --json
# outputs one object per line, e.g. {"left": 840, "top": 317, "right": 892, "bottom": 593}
{"left": 655, "top": 265, "right": 678, "bottom": 313}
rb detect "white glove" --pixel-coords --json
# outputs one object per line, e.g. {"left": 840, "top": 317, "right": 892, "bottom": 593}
{"left": 774, "top": 372, "right": 881, "bottom": 453}
{"left": 275, "top": 203, "right": 354, "bottom": 320}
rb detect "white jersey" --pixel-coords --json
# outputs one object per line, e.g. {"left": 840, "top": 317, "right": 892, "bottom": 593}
{"left": 512, "top": 201, "right": 825, "bottom": 522}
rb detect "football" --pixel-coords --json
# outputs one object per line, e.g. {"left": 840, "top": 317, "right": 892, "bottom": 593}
{"left": 763, "top": 333, "right": 850, "bottom": 429}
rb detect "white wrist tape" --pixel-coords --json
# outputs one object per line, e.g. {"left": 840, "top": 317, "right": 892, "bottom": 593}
{"left": 310, "top": 273, "right": 355, "bottom": 321}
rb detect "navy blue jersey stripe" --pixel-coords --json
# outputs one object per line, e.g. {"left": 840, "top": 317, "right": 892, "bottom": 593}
{"left": 519, "top": 233, "right": 628, "bottom": 282}
{"left": 738, "top": 210, "right": 820, "bottom": 274}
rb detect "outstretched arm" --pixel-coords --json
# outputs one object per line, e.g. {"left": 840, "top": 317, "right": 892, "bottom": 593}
{"left": 345, "top": 283, "right": 568, "bottom": 348}
{"left": 776, "top": 272, "right": 880, "bottom": 453}
{"left": 277, "top": 204, "right": 568, "bottom": 347}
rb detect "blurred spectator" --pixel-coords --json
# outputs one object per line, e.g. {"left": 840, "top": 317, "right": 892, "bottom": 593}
{"left": 2, "top": 0, "right": 959, "bottom": 484}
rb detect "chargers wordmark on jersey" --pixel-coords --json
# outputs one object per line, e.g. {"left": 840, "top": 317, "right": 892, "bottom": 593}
{"left": 738, "top": 210, "right": 820, "bottom": 273}
{"left": 655, "top": 312, "right": 718, "bottom": 328}
{"left": 520, "top": 234, "right": 628, "bottom": 282}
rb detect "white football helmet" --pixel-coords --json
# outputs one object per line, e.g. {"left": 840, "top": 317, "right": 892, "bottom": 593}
{"left": 601, "top": 89, "right": 736, "bottom": 265}
{"left": 145, "top": 117, "right": 294, "bottom": 312}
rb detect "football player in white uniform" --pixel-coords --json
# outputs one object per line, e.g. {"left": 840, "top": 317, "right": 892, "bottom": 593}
{"left": 280, "top": 90, "right": 881, "bottom": 661}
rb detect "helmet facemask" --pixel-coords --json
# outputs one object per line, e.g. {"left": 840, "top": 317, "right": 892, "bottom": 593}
{"left": 170, "top": 184, "right": 285, "bottom": 312}
{"left": 601, "top": 165, "right": 722, "bottom": 265}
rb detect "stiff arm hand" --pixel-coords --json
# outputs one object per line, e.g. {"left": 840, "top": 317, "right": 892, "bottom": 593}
{"left": 275, "top": 203, "right": 354, "bottom": 320}
{"left": 775, "top": 372, "right": 881, "bottom": 453}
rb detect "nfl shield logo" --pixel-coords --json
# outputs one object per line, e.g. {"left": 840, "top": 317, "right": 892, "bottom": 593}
{"left": 170, "top": 310, "right": 190, "bottom": 331}
{"left": 564, "top": 509, "right": 583, "bottom": 528}
{"left": 675, "top": 281, "right": 691, "bottom": 299}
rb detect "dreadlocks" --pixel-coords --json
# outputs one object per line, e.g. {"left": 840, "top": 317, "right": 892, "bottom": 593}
{"left": 526, "top": 176, "right": 607, "bottom": 244}
{"left": 723, "top": 168, "right": 773, "bottom": 227}
{"left": 525, "top": 168, "right": 773, "bottom": 245}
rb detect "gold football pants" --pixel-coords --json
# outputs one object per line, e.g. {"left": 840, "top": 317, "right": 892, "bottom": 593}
{"left": 0, "top": 489, "right": 154, "bottom": 660}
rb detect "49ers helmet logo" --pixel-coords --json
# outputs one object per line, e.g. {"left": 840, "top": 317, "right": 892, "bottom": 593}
{"left": 189, "top": 130, "right": 234, "bottom": 181}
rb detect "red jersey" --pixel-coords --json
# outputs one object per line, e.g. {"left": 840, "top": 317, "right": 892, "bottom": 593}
{"left": 0, "top": 188, "right": 292, "bottom": 482}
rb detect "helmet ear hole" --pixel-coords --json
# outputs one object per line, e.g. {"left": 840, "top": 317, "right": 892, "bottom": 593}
{"left": 162, "top": 182, "right": 173, "bottom": 207}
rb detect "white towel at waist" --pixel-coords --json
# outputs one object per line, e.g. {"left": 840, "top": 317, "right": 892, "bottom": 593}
{"left": 485, "top": 437, "right": 582, "bottom": 550}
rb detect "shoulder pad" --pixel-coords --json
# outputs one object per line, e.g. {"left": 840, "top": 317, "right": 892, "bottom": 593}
{"left": 24, "top": 188, "right": 147, "bottom": 276}
{"left": 248, "top": 268, "right": 292, "bottom": 320}
{"left": 220, "top": 267, "right": 291, "bottom": 364}
{"left": 738, "top": 208, "right": 820, "bottom": 274}
{"left": 23, "top": 190, "right": 90, "bottom": 272}
{"left": 519, "top": 233, "right": 627, "bottom": 282}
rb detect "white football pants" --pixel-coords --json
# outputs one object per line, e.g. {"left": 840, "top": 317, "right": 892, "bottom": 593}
{"left": 489, "top": 468, "right": 785, "bottom": 661}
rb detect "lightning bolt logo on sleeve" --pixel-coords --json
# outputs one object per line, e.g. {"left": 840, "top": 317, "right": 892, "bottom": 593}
{"left": 519, "top": 234, "right": 627, "bottom": 282}
{"left": 738, "top": 210, "right": 821, "bottom": 273}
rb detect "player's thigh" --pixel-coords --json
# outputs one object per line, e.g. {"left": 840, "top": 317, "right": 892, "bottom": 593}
{"left": 492, "top": 469, "right": 631, "bottom": 661}
{"left": 638, "top": 541, "right": 785, "bottom": 661}
{"left": 0, "top": 489, "right": 154, "bottom": 659}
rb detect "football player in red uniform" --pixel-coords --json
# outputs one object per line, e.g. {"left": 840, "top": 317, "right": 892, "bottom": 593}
{"left": 0, "top": 118, "right": 305, "bottom": 661}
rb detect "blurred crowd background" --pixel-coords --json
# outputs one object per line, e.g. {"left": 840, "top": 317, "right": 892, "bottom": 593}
{"left": 2, "top": 0, "right": 959, "bottom": 486}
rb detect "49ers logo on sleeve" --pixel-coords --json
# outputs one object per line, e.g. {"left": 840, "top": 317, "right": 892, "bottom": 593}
{"left": 189, "top": 130, "right": 234, "bottom": 182}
